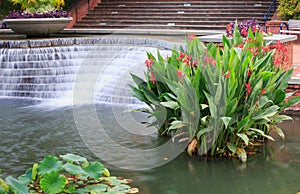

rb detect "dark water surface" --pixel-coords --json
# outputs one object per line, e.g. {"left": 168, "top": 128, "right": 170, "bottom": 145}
{"left": 0, "top": 99, "right": 300, "bottom": 194}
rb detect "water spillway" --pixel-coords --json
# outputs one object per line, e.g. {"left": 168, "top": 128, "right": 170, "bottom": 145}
{"left": 0, "top": 37, "right": 180, "bottom": 105}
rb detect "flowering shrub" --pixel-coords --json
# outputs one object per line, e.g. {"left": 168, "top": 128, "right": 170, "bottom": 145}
{"left": 277, "top": 0, "right": 300, "bottom": 20}
{"left": 226, "top": 19, "right": 265, "bottom": 38}
{"left": 6, "top": 10, "right": 68, "bottom": 19}
{"left": 130, "top": 26, "right": 300, "bottom": 162}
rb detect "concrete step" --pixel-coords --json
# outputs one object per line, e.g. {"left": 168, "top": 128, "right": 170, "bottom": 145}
{"left": 72, "top": 0, "right": 275, "bottom": 31}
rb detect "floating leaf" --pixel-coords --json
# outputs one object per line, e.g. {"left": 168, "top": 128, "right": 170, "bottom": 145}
{"left": 40, "top": 171, "right": 66, "bottom": 194}
{"left": 18, "top": 168, "right": 32, "bottom": 185}
{"left": 82, "top": 162, "right": 105, "bottom": 179}
{"left": 60, "top": 153, "right": 87, "bottom": 163}
{"left": 84, "top": 184, "right": 108, "bottom": 192}
{"left": 62, "top": 163, "right": 87, "bottom": 176}
{"left": 110, "top": 184, "right": 130, "bottom": 192}
{"left": 38, "top": 155, "right": 63, "bottom": 176}
{"left": 5, "top": 176, "right": 29, "bottom": 194}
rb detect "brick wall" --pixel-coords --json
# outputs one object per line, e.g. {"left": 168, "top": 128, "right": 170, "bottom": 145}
{"left": 66, "top": 0, "right": 101, "bottom": 28}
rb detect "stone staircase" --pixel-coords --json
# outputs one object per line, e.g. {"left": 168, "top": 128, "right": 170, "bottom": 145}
{"left": 72, "top": 0, "right": 275, "bottom": 31}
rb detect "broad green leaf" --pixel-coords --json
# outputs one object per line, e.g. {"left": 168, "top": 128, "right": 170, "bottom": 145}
{"left": 100, "top": 177, "right": 123, "bottom": 186}
{"left": 281, "top": 96, "right": 300, "bottom": 110}
{"left": 273, "top": 114, "right": 293, "bottom": 124}
{"left": 60, "top": 153, "right": 87, "bottom": 163}
{"left": 221, "top": 117, "right": 231, "bottom": 129}
{"left": 38, "top": 155, "right": 63, "bottom": 176}
{"left": 62, "top": 163, "right": 87, "bottom": 176}
{"left": 272, "top": 126, "right": 285, "bottom": 140}
{"left": 227, "top": 143, "right": 237, "bottom": 154}
{"left": 40, "top": 171, "right": 66, "bottom": 194}
{"left": 160, "top": 101, "right": 179, "bottom": 109}
{"left": 237, "top": 133, "right": 249, "bottom": 146}
{"left": 249, "top": 128, "right": 275, "bottom": 141}
{"left": 237, "top": 115, "right": 251, "bottom": 132}
{"left": 84, "top": 184, "right": 108, "bottom": 192}
{"left": 18, "top": 168, "right": 32, "bottom": 185}
{"left": 169, "top": 120, "right": 186, "bottom": 130}
{"left": 82, "top": 162, "right": 105, "bottom": 179}
{"left": 110, "top": 184, "right": 130, "bottom": 192}
{"left": 197, "top": 127, "right": 213, "bottom": 139}
{"left": 236, "top": 147, "right": 247, "bottom": 163}
{"left": 5, "top": 176, "right": 29, "bottom": 194}
{"left": 252, "top": 105, "right": 279, "bottom": 121}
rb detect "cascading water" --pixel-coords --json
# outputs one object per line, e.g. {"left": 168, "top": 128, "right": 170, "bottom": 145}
{"left": 0, "top": 37, "right": 181, "bottom": 106}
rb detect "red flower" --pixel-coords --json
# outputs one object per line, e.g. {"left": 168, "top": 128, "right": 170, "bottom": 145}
{"left": 188, "top": 34, "right": 196, "bottom": 41}
{"left": 145, "top": 59, "right": 153, "bottom": 68}
{"left": 150, "top": 72, "right": 156, "bottom": 84}
{"left": 261, "top": 88, "right": 265, "bottom": 95}
{"left": 176, "top": 70, "right": 183, "bottom": 79}
{"left": 274, "top": 57, "right": 281, "bottom": 65}
{"left": 252, "top": 25, "right": 257, "bottom": 32}
{"left": 245, "top": 82, "right": 251, "bottom": 94}
{"left": 224, "top": 70, "right": 230, "bottom": 78}
{"left": 241, "top": 28, "right": 248, "bottom": 37}
{"left": 276, "top": 40, "right": 283, "bottom": 50}
{"left": 236, "top": 44, "right": 244, "bottom": 48}
{"left": 182, "top": 55, "right": 192, "bottom": 66}
{"left": 247, "top": 69, "right": 252, "bottom": 77}
{"left": 177, "top": 52, "right": 186, "bottom": 61}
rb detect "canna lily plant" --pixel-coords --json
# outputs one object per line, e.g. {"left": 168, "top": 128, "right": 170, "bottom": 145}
{"left": 130, "top": 24, "right": 300, "bottom": 162}
{"left": 0, "top": 153, "right": 138, "bottom": 193}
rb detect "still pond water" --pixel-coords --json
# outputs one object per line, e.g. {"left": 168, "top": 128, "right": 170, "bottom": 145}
{"left": 0, "top": 99, "right": 300, "bottom": 194}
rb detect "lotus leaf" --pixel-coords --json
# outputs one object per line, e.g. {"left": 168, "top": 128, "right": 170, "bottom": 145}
{"left": 38, "top": 155, "right": 63, "bottom": 176}
{"left": 40, "top": 171, "right": 66, "bottom": 194}
{"left": 62, "top": 163, "right": 87, "bottom": 176}
{"left": 82, "top": 161, "right": 105, "bottom": 179}
{"left": 5, "top": 176, "right": 29, "bottom": 194}
{"left": 60, "top": 153, "right": 87, "bottom": 163}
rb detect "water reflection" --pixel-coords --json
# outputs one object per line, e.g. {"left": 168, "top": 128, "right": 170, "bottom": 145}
{"left": 0, "top": 99, "right": 299, "bottom": 194}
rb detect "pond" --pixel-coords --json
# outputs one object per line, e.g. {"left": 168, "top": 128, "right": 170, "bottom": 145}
{"left": 0, "top": 98, "right": 299, "bottom": 194}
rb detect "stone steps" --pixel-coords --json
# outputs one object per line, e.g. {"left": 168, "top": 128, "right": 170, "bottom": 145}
{"left": 73, "top": 0, "right": 275, "bottom": 30}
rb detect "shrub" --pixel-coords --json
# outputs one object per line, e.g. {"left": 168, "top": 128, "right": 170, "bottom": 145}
{"left": 130, "top": 25, "right": 300, "bottom": 162}
{"left": 277, "top": 0, "right": 300, "bottom": 20}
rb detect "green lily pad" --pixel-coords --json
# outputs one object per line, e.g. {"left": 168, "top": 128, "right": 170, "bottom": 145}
{"left": 82, "top": 162, "right": 105, "bottom": 179}
{"left": 111, "top": 184, "right": 130, "bottom": 192}
{"left": 5, "top": 176, "right": 29, "bottom": 194}
{"left": 84, "top": 184, "right": 108, "bottom": 192}
{"left": 101, "top": 177, "right": 123, "bottom": 186}
{"left": 38, "top": 155, "right": 63, "bottom": 176}
{"left": 62, "top": 163, "right": 87, "bottom": 176}
{"left": 18, "top": 168, "right": 32, "bottom": 185}
{"left": 60, "top": 153, "right": 87, "bottom": 163}
{"left": 40, "top": 171, "right": 66, "bottom": 194}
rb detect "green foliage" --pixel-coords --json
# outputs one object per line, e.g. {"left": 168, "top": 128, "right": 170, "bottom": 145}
{"left": 277, "top": 0, "right": 300, "bottom": 20}
{"left": 0, "top": 153, "right": 138, "bottom": 193}
{"left": 130, "top": 26, "right": 300, "bottom": 162}
{"left": 0, "top": 0, "right": 20, "bottom": 19}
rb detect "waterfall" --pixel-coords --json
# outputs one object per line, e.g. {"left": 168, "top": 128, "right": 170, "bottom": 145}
{"left": 0, "top": 37, "right": 182, "bottom": 106}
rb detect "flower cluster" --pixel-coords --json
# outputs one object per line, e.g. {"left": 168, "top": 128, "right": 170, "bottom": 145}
{"left": 6, "top": 10, "right": 69, "bottom": 19}
{"left": 226, "top": 19, "right": 264, "bottom": 38}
